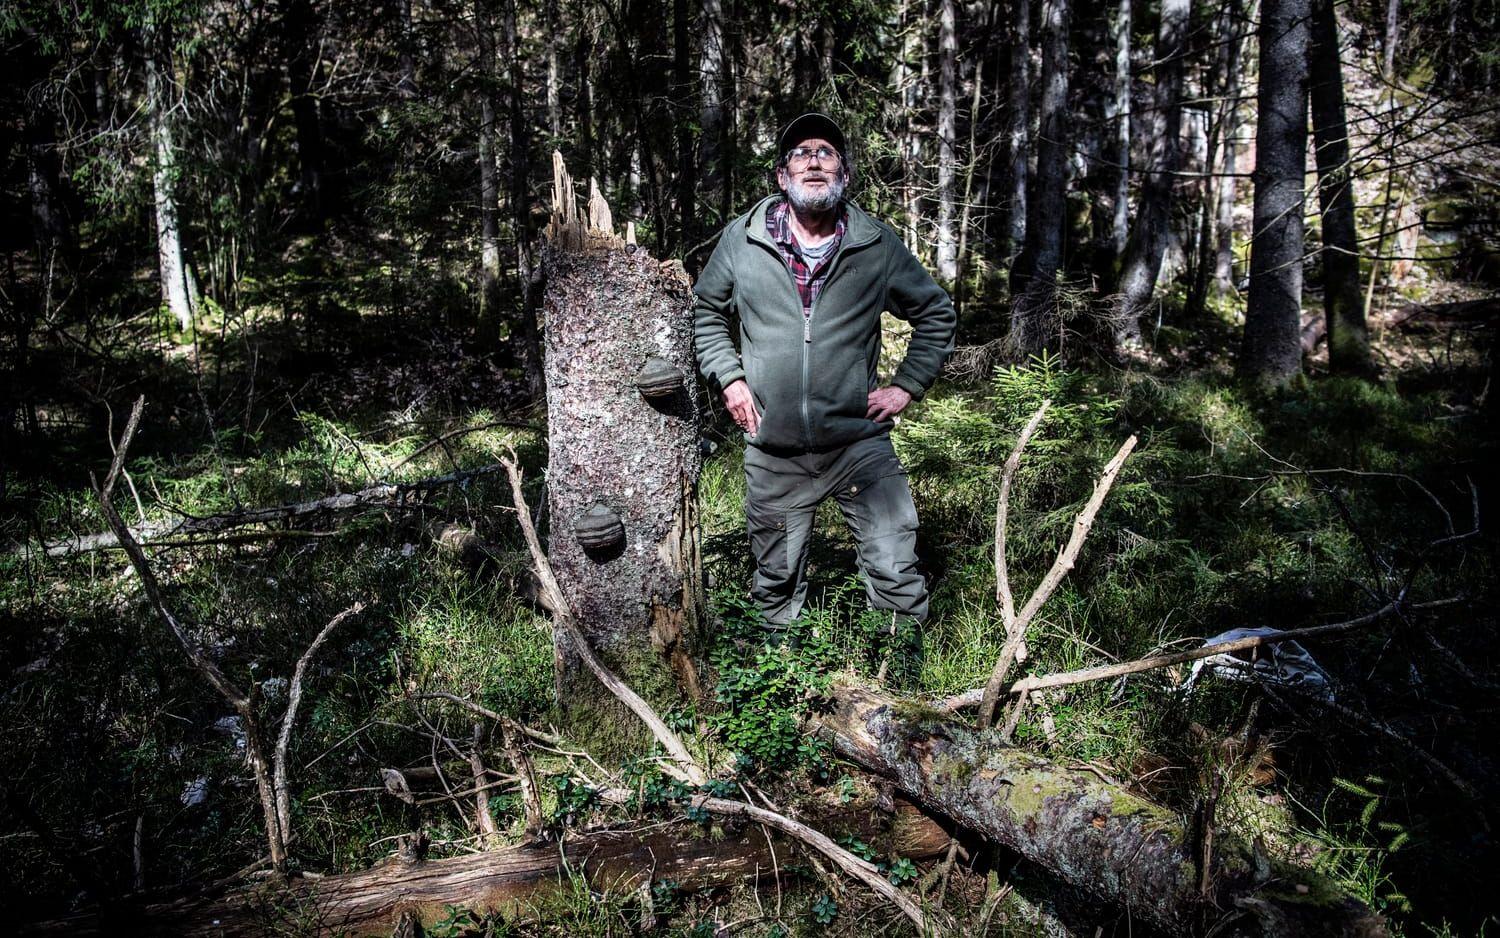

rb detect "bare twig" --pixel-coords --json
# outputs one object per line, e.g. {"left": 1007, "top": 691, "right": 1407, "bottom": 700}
{"left": 597, "top": 788, "right": 931, "bottom": 932}
{"left": 978, "top": 433, "right": 1138, "bottom": 727}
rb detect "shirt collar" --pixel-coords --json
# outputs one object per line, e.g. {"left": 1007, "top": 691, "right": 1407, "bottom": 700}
{"left": 768, "top": 197, "right": 846, "bottom": 250}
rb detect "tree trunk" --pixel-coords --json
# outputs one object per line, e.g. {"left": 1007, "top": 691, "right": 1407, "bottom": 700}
{"left": 538, "top": 157, "right": 705, "bottom": 747}
{"left": 27, "top": 801, "right": 949, "bottom": 936}
{"left": 144, "top": 14, "right": 195, "bottom": 333}
{"left": 1007, "top": 0, "right": 1070, "bottom": 358}
{"left": 1115, "top": 0, "right": 1189, "bottom": 345}
{"left": 1189, "top": 0, "right": 1245, "bottom": 315}
{"left": 1309, "top": 0, "right": 1371, "bottom": 374}
{"left": 1240, "top": 0, "right": 1309, "bottom": 387}
{"left": 281, "top": 0, "right": 327, "bottom": 223}
{"left": 814, "top": 682, "right": 1389, "bottom": 937}
{"left": 1215, "top": 5, "right": 1246, "bottom": 298}
{"left": 1107, "top": 0, "right": 1131, "bottom": 263}
{"left": 696, "top": 0, "right": 726, "bottom": 232}
{"left": 934, "top": 0, "right": 959, "bottom": 282}
{"left": 673, "top": 0, "right": 695, "bottom": 251}
{"left": 503, "top": 0, "right": 545, "bottom": 395}
{"left": 477, "top": 0, "right": 503, "bottom": 342}
{"left": 1002, "top": 0, "right": 1031, "bottom": 259}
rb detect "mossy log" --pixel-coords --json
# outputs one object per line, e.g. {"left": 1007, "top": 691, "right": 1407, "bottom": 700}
{"left": 814, "top": 682, "right": 1388, "bottom": 937}
{"left": 538, "top": 152, "right": 705, "bottom": 740}
{"left": 24, "top": 801, "right": 950, "bottom": 936}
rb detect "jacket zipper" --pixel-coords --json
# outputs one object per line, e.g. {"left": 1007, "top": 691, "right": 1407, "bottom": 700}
{"left": 748, "top": 217, "right": 870, "bottom": 450}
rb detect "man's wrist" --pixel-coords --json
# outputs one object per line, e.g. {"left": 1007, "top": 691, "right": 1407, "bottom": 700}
{"left": 889, "top": 374, "right": 925, "bottom": 401}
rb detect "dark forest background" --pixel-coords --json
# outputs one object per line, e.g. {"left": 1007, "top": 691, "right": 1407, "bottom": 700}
{"left": 2, "top": 0, "right": 1498, "bottom": 933}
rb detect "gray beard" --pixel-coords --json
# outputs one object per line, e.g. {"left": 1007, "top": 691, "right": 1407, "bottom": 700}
{"left": 785, "top": 173, "right": 846, "bottom": 214}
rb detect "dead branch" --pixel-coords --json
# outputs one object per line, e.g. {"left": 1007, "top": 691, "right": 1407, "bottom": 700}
{"left": 97, "top": 397, "right": 366, "bottom": 873}
{"left": 498, "top": 717, "right": 545, "bottom": 841}
{"left": 29, "top": 464, "right": 507, "bottom": 558}
{"left": 468, "top": 723, "right": 501, "bottom": 843}
{"left": 497, "top": 447, "right": 705, "bottom": 786}
{"left": 276, "top": 602, "right": 365, "bottom": 837}
{"left": 96, "top": 397, "right": 287, "bottom": 871}
{"left": 994, "top": 400, "right": 1051, "bottom": 628}
{"left": 978, "top": 429, "right": 1138, "bottom": 727}
{"left": 942, "top": 597, "right": 1464, "bottom": 711}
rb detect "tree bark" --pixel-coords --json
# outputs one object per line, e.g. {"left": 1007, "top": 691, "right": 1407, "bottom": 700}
{"left": 1240, "top": 0, "right": 1310, "bottom": 388}
{"left": 503, "top": 0, "right": 545, "bottom": 394}
{"left": 538, "top": 158, "right": 705, "bottom": 745}
{"left": 1215, "top": 3, "right": 1247, "bottom": 298}
{"left": 1115, "top": 0, "right": 1189, "bottom": 345}
{"left": 1002, "top": 0, "right": 1031, "bottom": 259}
{"left": 935, "top": 0, "right": 959, "bottom": 282}
{"left": 1107, "top": 0, "right": 1131, "bottom": 263}
{"left": 814, "top": 682, "right": 1389, "bottom": 937}
{"left": 1008, "top": 0, "right": 1071, "bottom": 358}
{"left": 280, "top": 0, "right": 328, "bottom": 223}
{"left": 144, "top": 14, "right": 196, "bottom": 333}
{"left": 696, "top": 0, "right": 727, "bottom": 230}
{"left": 1309, "top": 0, "right": 1371, "bottom": 374}
{"left": 477, "top": 0, "right": 503, "bottom": 342}
{"left": 25, "top": 802, "right": 950, "bottom": 936}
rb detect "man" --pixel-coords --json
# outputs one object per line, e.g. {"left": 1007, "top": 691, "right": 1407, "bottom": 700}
{"left": 692, "top": 112, "right": 957, "bottom": 645}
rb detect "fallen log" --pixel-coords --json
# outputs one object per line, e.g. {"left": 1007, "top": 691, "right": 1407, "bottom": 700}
{"left": 17, "top": 464, "right": 506, "bottom": 558}
{"left": 23, "top": 800, "right": 950, "bottom": 936}
{"left": 814, "top": 681, "right": 1388, "bottom": 937}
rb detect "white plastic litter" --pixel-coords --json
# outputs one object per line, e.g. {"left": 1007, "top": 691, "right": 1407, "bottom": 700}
{"left": 1182, "top": 626, "right": 1335, "bottom": 702}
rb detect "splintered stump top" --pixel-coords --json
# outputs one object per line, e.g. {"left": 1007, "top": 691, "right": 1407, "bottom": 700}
{"left": 545, "top": 150, "right": 638, "bottom": 252}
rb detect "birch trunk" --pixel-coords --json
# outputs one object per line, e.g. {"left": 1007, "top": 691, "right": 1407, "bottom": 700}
{"left": 935, "top": 0, "right": 959, "bottom": 282}
{"left": 144, "top": 15, "right": 195, "bottom": 333}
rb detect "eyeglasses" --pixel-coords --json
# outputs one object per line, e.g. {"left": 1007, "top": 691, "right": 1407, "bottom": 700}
{"left": 786, "top": 146, "right": 841, "bottom": 169}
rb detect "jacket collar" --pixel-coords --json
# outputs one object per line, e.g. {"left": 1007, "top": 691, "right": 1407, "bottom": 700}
{"left": 745, "top": 194, "right": 880, "bottom": 251}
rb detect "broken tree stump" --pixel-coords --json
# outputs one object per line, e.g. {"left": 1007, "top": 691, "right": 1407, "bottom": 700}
{"left": 814, "top": 681, "right": 1389, "bottom": 937}
{"left": 537, "top": 152, "right": 705, "bottom": 743}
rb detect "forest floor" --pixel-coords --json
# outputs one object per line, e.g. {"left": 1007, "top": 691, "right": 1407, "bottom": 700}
{"left": 1, "top": 252, "right": 1497, "bottom": 936}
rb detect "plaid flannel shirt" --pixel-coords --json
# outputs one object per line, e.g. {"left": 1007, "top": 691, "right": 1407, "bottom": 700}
{"left": 766, "top": 199, "right": 847, "bottom": 316}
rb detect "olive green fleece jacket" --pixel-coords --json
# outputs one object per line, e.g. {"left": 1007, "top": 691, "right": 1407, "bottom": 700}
{"left": 692, "top": 195, "right": 957, "bottom": 454}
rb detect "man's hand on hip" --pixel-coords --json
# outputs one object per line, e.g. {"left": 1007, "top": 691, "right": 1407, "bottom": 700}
{"left": 866, "top": 385, "right": 913, "bottom": 423}
{"left": 723, "top": 379, "right": 761, "bottom": 436}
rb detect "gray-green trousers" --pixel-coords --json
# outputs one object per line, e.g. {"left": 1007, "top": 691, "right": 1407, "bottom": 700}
{"left": 743, "top": 434, "right": 929, "bottom": 626}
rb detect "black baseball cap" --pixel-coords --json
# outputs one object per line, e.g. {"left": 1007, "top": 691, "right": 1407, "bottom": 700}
{"left": 777, "top": 112, "right": 848, "bottom": 161}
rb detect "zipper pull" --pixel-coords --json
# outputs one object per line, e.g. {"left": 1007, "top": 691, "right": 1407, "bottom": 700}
{"left": 803, "top": 318, "right": 812, "bottom": 343}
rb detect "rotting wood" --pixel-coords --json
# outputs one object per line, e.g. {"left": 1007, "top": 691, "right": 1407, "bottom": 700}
{"left": 22, "top": 800, "right": 950, "bottom": 936}
{"left": 813, "top": 681, "right": 1389, "bottom": 937}
{"left": 24, "top": 464, "right": 508, "bottom": 558}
